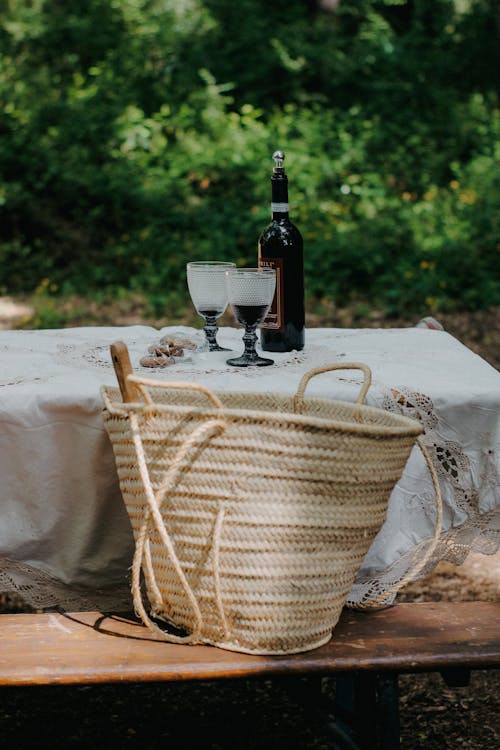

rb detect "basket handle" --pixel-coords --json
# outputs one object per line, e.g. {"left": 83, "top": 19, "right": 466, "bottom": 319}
{"left": 293, "top": 362, "right": 372, "bottom": 414}
{"left": 348, "top": 436, "right": 443, "bottom": 610}
{"left": 127, "top": 376, "right": 225, "bottom": 411}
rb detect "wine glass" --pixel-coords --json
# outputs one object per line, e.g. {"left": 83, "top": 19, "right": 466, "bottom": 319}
{"left": 186, "top": 261, "right": 236, "bottom": 351}
{"left": 225, "top": 268, "right": 276, "bottom": 367}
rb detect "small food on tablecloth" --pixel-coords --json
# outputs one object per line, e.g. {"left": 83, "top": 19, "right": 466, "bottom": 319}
{"left": 159, "top": 335, "right": 197, "bottom": 351}
{"left": 139, "top": 335, "right": 198, "bottom": 367}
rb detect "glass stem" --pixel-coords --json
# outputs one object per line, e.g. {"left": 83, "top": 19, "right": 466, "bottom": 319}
{"left": 243, "top": 326, "right": 258, "bottom": 360}
{"left": 204, "top": 315, "right": 219, "bottom": 351}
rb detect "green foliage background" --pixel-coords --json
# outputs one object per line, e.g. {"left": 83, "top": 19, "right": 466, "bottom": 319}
{"left": 0, "top": 0, "right": 499, "bottom": 318}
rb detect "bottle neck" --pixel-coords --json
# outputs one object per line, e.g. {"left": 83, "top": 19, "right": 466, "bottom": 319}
{"left": 271, "top": 172, "right": 289, "bottom": 220}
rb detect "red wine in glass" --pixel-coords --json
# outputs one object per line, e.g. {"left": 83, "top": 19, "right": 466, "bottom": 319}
{"left": 230, "top": 303, "right": 269, "bottom": 328}
{"left": 226, "top": 268, "right": 276, "bottom": 367}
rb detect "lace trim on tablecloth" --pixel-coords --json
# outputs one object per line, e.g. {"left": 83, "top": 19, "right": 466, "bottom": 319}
{"left": 0, "top": 556, "right": 133, "bottom": 613}
{"left": 348, "top": 505, "right": 500, "bottom": 607}
{"left": 349, "top": 384, "right": 500, "bottom": 607}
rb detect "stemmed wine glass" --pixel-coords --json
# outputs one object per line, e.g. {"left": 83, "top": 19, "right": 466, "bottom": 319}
{"left": 225, "top": 268, "right": 276, "bottom": 367}
{"left": 186, "top": 261, "right": 236, "bottom": 351}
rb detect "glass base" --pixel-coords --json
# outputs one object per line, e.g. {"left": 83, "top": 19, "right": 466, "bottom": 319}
{"left": 209, "top": 344, "right": 232, "bottom": 352}
{"left": 226, "top": 354, "right": 274, "bottom": 367}
{"left": 196, "top": 339, "right": 232, "bottom": 353}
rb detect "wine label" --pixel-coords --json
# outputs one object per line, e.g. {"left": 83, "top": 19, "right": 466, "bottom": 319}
{"left": 259, "top": 257, "right": 284, "bottom": 331}
{"left": 271, "top": 202, "right": 289, "bottom": 213}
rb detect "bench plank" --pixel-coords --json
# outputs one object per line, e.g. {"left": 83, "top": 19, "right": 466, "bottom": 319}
{"left": 0, "top": 602, "right": 498, "bottom": 687}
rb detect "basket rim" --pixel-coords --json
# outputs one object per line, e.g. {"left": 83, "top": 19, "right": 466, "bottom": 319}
{"left": 101, "top": 385, "right": 424, "bottom": 439}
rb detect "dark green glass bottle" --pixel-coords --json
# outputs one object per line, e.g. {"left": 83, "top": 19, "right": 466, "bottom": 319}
{"left": 258, "top": 151, "right": 305, "bottom": 352}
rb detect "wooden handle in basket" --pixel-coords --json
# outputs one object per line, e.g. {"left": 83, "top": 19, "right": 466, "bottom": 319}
{"left": 110, "top": 341, "right": 139, "bottom": 403}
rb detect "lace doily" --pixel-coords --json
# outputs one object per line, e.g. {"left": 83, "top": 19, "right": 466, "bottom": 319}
{"left": 54, "top": 337, "right": 327, "bottom": 378}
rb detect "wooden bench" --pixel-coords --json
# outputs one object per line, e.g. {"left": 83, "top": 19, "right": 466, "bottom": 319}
{"left": 1, "top": 601, "right": 499, "bottom": 749}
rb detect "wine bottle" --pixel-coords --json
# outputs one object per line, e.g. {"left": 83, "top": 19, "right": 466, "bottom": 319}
{"left": 258, "top": 150, "right": 305, "bottom": 352}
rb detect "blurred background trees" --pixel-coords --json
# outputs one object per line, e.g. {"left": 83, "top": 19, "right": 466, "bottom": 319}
{"left": 0, "top": 0, "right": 499, "bottom": 321}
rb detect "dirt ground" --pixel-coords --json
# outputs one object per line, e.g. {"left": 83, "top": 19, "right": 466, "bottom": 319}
{"left": 0, "top": 297, "right": 498, "bottom": 748}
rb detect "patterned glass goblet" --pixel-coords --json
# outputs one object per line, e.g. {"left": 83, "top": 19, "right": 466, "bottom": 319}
{"left": 225, "top": 268, "right": 276, "bottom": 367}
{"left": 186, "top": 261, "right": 236, "bottom": 351}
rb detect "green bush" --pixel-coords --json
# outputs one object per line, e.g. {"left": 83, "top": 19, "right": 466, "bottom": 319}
{"left": 0, "top": 0, "right": 499, "bottom": 316}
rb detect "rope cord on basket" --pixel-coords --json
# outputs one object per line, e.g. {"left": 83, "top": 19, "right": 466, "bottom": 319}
{"left": 212, "top": 504, "right": 230, "bottom": 640}
{"left": 349, "top": 436, "right": 443, "bottom": 609}
{"left": 142, "top": 534, "right": 163, "bottom": 612}
{"left": 129, "top": 410, "right": 226, "bottom": 642}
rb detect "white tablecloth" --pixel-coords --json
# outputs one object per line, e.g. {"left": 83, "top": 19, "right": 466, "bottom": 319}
{"left": 0, "top": 325, "right": 498, "bottom": 611}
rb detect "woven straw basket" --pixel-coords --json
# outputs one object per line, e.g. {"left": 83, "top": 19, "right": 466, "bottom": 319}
{"left": 101, "top": 358, "right": 440, "bottom": 655}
